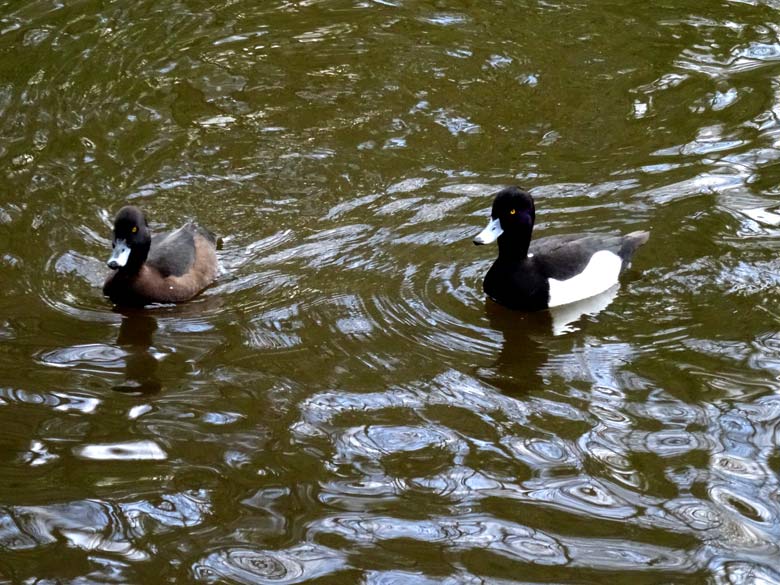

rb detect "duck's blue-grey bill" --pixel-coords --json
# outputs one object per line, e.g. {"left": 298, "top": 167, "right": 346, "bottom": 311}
{"left": 473, "top": 218, "right": 503, "bottom": 245}
{"left": 107, "top": 239, "right": 131, "bottom": 269}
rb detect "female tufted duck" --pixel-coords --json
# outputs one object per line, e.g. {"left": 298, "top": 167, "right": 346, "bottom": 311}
{"left": 103, "top": 206, "right": 218, "bottom": 306}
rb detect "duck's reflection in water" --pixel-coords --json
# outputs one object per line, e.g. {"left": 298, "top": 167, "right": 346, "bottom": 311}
{"left": 483, "top": 285, "right": 620, "bottom": 393}
{"left": 110, "top": 295, "right": 224, "bottom": 394}
{"left": 548, "top": 284, "right": 619, "bottom": 336}
{"left": 113, "top": 311, "right": 161, "bottom": 394}
{"left": 482, "top": 301, "right": 551, "bottom": 393}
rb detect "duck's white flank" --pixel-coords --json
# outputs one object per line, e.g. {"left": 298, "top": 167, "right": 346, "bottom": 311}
{"left": 547, "top": 250, "right": 622, "bottom": 308}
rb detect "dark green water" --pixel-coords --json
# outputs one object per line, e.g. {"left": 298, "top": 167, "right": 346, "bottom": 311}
{"left": 2, "top": 0, "right": 780, "bottom": 582}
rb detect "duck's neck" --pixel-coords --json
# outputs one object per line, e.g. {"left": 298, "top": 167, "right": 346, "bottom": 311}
{"left": 121, "top": 241, "right": 150, "bottom": 275}
{"left": 497, "top": 227, "right": 532, "bottom": 261}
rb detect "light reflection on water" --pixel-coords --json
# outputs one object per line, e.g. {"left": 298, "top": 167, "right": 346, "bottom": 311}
{"left": 2, "top": 0, "right": 780, "bottom": 583}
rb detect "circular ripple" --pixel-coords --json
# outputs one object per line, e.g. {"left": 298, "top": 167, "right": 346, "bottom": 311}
{"left": 36, "top": 343, "right": 126, "bottom": 369}
{"left": 529, "top": 478, "right": 638, "bottom": 520}
{"left": 503, "top": 436, "right": 578, "bottom": 469}
{"left": 193, "top": 544, "right": 347, "bottom": 584}
{"left": 452, "top": 517, "right": 566, "bottom": 565}
{"left": 334, "top": 424, "right": 466, "bottom": 463}
{"left": 710, "top": 454, "right": 765, "bottom": 481}
{"left": 711, "top": 560, "right": 780, "bottom": 585}
{"left": 639, "top": 402, "right": 704, "bottom": 425}
{"left": 195, "top": 549, "right": 300, "bottom": 583}
{"left": 645, "top": 430, "right": 706, "bottom": 457}
{"left": 42, "top": 250, "right": 118, "bottom": 324}
{"left": 665, "top": 498, "right": 722, "bottom": 531}
{"left": 368, "top": 256, "right": 504, "bottom": 359}
{"left": 710, "top": 486, "right": 774, "bottom": 525}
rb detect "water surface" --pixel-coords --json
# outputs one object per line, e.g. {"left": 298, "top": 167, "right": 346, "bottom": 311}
{"left": 2, "top": 0, "right": 780, "bottom": 582}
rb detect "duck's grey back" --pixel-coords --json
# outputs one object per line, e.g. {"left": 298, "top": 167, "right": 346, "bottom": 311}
{"left": 531, "top": 231, "right": 650, "bottom": 281}
{"left": 147, "top": 226, "right": 196, "bottom": 277}
{"left": 618, "top": 230, "right": 650, "bottom": 262}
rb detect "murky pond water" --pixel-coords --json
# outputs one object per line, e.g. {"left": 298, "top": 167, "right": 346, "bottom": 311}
{"left": 2, "top": 0, "right": 780, "bottom": 582}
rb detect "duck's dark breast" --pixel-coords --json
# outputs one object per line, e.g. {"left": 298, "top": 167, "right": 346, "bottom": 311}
{"left": 483, "top": 259, "right": 550, "bottom": 311}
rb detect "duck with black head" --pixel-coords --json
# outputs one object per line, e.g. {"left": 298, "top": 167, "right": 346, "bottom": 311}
{"left": 103, "top": 206, "right": 218, "bottom": 307}
{"left": 474, "top": 186, "right": 649, "bottom": 311}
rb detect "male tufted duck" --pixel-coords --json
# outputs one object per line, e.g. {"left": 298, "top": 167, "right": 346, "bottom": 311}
{"left": 474, "top": 187, "right": 649, "bottom": 311}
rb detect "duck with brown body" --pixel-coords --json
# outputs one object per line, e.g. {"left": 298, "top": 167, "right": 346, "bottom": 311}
{"left": 103, "top": 206, "right": 218, "bottom": 306}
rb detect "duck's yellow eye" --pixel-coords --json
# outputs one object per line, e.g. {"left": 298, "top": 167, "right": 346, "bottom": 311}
{"left": 510, "top": 209, "right": 516, "bottom": 215}
{"left": 131, "top": 226, "right": 137, "bottom": 233}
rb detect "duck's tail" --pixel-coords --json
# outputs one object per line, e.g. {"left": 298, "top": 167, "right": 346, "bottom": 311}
{"left": 618, "top": 230, "right": 650, "bottom": 265}
{"left": 189, "top": 222, "right": 218, "bottom": 246}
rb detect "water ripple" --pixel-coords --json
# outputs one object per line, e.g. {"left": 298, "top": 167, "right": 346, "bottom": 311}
{"left": 334, "top": 424, "right": 467, "bottom": 463}
{"left": 193, "top": 544, "right": 348, "bottom": 584}
{"left": 75, "top": 440, "right": 167, "bottom": 461}
{"left": 5, "top": 0, "right": 780, "bottom": 582}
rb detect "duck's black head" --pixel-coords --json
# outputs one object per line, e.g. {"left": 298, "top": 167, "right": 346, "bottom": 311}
{"left": 474, "top": 187, "right": 535, "bottom": 248}
{"left": 107, "top": 206, "right": 151, "bottom": 271}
